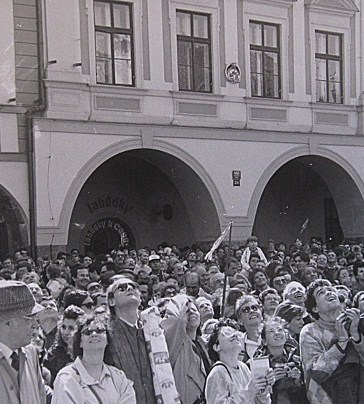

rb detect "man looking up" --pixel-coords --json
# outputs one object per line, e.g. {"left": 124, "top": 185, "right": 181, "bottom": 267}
{"left": 0, "top": 280, "right": 46, "bottom": 403}
{"left": 105, "top": 277, "right": 156, "bottom": 404}
{"left": 300, "top": 279, "right": 364, "bottom": 403}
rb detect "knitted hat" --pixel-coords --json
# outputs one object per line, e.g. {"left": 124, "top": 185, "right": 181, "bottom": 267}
{"left": 0, "top": 280, "right": 43, "bottom": 320}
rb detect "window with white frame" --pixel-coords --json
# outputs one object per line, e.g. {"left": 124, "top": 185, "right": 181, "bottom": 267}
{"left": 176, "top": 10, "right": 212, "bottom": 92}
{"left": 315, "top": 31, "right": 343, "bottom": 104}
{"left": 249, "top": 21, "right": 281, "bottom": 99}
{"left": 94, "top": 1, "right": 134, "bottom": 86}
{"left": 249, "top": 21, "right": 281, "bottom": 98}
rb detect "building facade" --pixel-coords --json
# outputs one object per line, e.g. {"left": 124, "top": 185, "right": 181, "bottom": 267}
{"left": 1, "top": 0, "right": 364, "bottom": 257}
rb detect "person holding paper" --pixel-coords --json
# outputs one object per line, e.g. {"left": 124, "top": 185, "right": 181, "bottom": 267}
{"left": 205, "top": 318, "right": 274, "bottom": 404}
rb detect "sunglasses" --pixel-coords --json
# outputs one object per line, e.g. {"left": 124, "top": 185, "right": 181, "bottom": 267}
{"left": 240, "top": 304, "right": 259, "bottom": 314}
{"left": 81, "top": 326, "right": 106, "bottom": 336}
{"left": 273, "top": 278, "right": 287, "bottom": 285}
{"left": 115, "top": 282, "right": 139, "bottom": 292}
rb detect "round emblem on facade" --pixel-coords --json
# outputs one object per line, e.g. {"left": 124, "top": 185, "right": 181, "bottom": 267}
{"left": 225, "top": 63, "right": 241, "bottom": 84}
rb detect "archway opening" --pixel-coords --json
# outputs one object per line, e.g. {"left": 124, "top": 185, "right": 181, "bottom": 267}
{"left": 253, "top": 155, "right": 364, "bottom": 247}
{"left": 0, "top": 186, "right": 28, "bottom": 258}
{"left": 68, "top": 149, "right": 220, "bottom": 254}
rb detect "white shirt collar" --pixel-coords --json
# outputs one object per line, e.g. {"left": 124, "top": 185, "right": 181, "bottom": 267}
{"left": 0, "top": 341, "right": 15, "bottom": 365}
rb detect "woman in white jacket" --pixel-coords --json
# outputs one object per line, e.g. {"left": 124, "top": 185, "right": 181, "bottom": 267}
{"left": 52, "top": 313, "right": 135, "bottom": 404}
{"left": 205, "top": 318, "right": 274, "bottom": 404}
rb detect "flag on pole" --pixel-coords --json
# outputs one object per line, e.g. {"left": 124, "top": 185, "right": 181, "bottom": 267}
{"left": 204, "top": 221, "right": 233, "bottom": 261}
{"left": 300, "top": 218, "right": 309, "bottom": 233}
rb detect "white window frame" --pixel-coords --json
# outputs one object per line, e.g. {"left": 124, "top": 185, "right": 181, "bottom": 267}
{"left": 170, "top": 0, "right": 220, "bottom": 94}
{"left": 243, "top": 1, "right": 291, "bottom": 101}
{"left": 86, "top": 0, "right": 143, "bottom": 87}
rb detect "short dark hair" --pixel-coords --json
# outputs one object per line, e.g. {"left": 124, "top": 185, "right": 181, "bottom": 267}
{"left": 259, "top": 288, "right": 280, "bottom": 304}
{"left": 73, "top": 313, "right": 109, "bottom": 359}
{"left": 353, "top": 261, "right": 364, "bottom": 277}
{"left": 64, "top": 290, "right": 90, "bottom": 309}
{"left": 207, "top": 318, "right": 241, "bottom": 363}
{"left": 293, "top": 251, "right": 309, "bottom": 263}
{"left": 63, "top": 304, "right": 85, "bottom": 320}
{"left": 274, "top": 301, "right": 304, "bottom": 323}
{"left": 353, "top": 291, "right": 364, "bottom": 309}
{"left": 47, "top": 264, "right": 62, "bottom": 280}
{"left": 71, "top": 265, "right": 88, "bottom": 280}
{"left": 305, "top": 279, "right": 332, "bottom": 318}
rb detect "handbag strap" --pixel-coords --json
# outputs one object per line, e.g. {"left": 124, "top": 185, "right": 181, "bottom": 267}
{"left": 202, "top": 361, "right": 232, "bottom": 398}
{"left": 72, "top": 364, "right": 103, "bottom": 404}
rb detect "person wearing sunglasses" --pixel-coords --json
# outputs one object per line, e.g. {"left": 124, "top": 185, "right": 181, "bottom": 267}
{"left": 52, "top": 313, "right": 135, "bottom": 403}
{"left": 104, "top": 277, "right": 158, "bottom": 403}
{"left": 205, "top": 318, "right": 274, "bottom": 404}
{"left": 236, "top": 296, "right": 265, "bottom": 363}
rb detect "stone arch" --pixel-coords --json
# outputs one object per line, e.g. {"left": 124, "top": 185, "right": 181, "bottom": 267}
{"left": 250, "top": 146, "right": 364, "bottom": 244}
{"left": 63, "top": 140, "right": 224, "bottom": 251}
{"left": 0, "top": 184, "right": 28, "bottom": 257}
{"left": 60, "top": 139, "right": 225, "bottom": 236}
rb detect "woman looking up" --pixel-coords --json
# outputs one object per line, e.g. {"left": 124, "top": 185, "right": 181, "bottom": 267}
{"left": 205, "top": 318, "right": 274, "bottom": 403}
{"left": 52, "top": 313, "right": 136, "bottom": 403}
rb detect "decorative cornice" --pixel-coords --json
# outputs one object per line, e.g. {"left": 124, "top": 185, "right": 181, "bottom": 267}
{"left": 304, "top": 0, "right": 359, "bottom": 13}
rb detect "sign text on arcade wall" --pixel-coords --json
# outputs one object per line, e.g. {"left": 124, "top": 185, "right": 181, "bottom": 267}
{"left": 84, "top": 218, "right": 131, "bottom": 247}
{"left": 86, "top": 196, "right": 133, "bottom": 215}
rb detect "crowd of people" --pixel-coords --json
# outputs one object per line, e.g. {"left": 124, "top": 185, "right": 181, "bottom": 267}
{"left": 1, "top": 235, "right": 364, "bottom": 403}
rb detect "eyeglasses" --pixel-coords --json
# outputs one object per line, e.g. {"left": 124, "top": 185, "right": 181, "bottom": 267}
{"left": 81, "top": 303, "right": 93, "bottom": 310}
{"left": 81, "top": 326, "right": 106, "bottom": 336}
{"left": 273, "top": 278, "right": 287, "bottom": 285}
{"left": 240, "top": 304, "right": 259, "bottom": 314}
{"left": 115, "top": 282, "right": 139, "bottom": 293}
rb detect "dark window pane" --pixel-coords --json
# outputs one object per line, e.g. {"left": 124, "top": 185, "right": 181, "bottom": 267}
{"left": 251, "top": 73, "right": 263, "bottom": 96}
{"left": 329, "top": 81, "right": 341, "bottom": 103}
{"left": 94, "top": 1, "right": 134, "bottom": 86}
{"left": 115, "top": 59, "right": 132, "bottom": 85}
{"left": 316, "top": 80, "right": 327, "bottom": 102}
{"left": 96, "top": 58, "right": 113, "bottom": 83}
{"left": 178, "top": 65, "right": 192, "bottom": 90}
{"left": 177, "top": 41, "right": 192, "bottom": 66}
{"left": 114, "top": 34, "right": 131, "bottom": 59}
{"left": 113, "top": 4, "right": 130, "bottom": 29}
{"left": 264, "top": 52, "right": 279, "bottom": 75}
{"left": 316, "top": 59, "right": 326, "bottom": 81}
{"left": 177, "top": 11, "right": 211, "bottom": 92}
{"left": 328, "top": 34, "right": 340, "bottom": 56}
{"left": 315, "top": 31, "right": 342, "bottom": 103}
{"left": 328, "top": 60, "right": 340, "bottom": 82}
{"left": 250, "top": 50, "right": 263, "bottom": 74}
{"left": 194, "top": 43, "right": 210, "bottom": 68}
{"left": 250, "top": 23, "right": 262, "bottom": 46}
{"left": 315, "top": 32, "right": 326, "bottom": 54}
{"left": 264, "top": 25, "right": 277, "bottom": 48}
{"left": 176, "top": 12, "right": 191, "bottom": 36}
{"left": 94, "top": 2, "right": 111, "bottom": 26}
{"left": 194, "top": 44, "right": 210, "bottom": 91}
{"left": 250, "top": 22, "right": 280, "bottom": 98}
{"left": 193, "top": 14, "right": 208, "bottom": 38}
{"left": 96, "top": 32, "right": 112, "bottom": 59}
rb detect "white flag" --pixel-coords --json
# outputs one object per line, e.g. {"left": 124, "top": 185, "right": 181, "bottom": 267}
{"left": 204, "top": 221, "right": 233, "bottom": 261}
{"left": 300, "top": 218, "right": 309, "bottom": 233}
